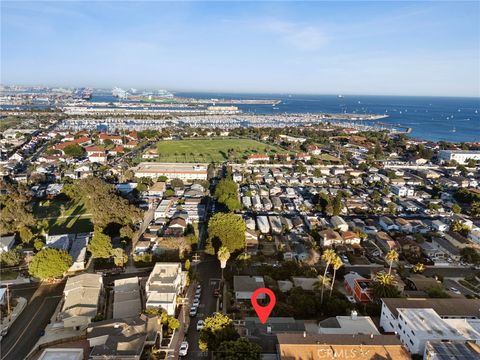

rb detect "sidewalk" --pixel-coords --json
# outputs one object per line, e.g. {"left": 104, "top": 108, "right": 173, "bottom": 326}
{"left": 1, "top": 297, "right": 27, "bottom": 337}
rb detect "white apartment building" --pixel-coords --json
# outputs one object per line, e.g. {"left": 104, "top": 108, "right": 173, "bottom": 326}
{"left": 390, "top": 185, "right": 414, "bottom": 197}
{"left": 439, "top": 150, "right": 480, "bottom": 165}
{"left": 133, "top": 162, "right": 208, "bottom": 180}
{"left": 380, "top": 298, "right": 480, "bottom": 355}
{"left": 145, "top": 262, "right": 186, "bottom": 315}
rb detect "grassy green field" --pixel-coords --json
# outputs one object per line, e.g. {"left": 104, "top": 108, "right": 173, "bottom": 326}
{"left": 156, "top": 138, "right": 283, "bottom": 163}
{"left": 32, "top": 199, "right": 93, "bottom": 235}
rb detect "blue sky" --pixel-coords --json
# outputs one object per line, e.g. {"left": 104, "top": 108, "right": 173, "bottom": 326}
{"left": 1, "top": 1, "right": 479, "bottom": 96}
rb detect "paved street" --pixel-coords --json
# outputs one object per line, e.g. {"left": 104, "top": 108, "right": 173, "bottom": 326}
{"left": 0, "top": 281, "right": 65, "bottom": 360}
{"left": 183, "top": 256, "right": 221, "bottom": 359}
{"left": 443, "top": 278, "right": 479, "bottom": 297}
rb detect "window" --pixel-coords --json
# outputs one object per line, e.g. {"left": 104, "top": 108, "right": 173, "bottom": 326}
{"left": 398, "top": 324, "right": 402, "bottom": 330}
{"left": 409, "top": 339, "right": 414, "bottom": 346}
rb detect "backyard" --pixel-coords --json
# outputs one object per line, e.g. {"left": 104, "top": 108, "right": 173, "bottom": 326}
{"left": 155, "top": 138, "right": 283, "bottom": 163}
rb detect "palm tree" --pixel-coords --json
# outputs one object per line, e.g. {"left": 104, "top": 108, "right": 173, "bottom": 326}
{"left": 320, "top": 249, "right": 336, "bottom": 303}
{"left": 386, "top": 249, "right": 399, "bottom": 275}
{"left": 329, "top": 256, "right": 343, "bottom": 299}
{"left": 314, "top": 275, "right": 332, "bottom": 295}
{"left": 412, "top": 263, "right": 426, "bottom": 273}
{"left": 372, "top": 271, "right": 398, "bottom": 299}
{"left": 217, "top": 246, "right": 231, "bottom": 281}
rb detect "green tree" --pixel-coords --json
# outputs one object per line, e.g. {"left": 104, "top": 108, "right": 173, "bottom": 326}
{"left": 28, "top": 248, "right": 72, "bottom": 279}
{"left": 215, "top": 178, "right": 241, "bottom": 212}
{"left": 329, "top": 256, "right": 343, "bottom": 299}
{"left": 451, "top": 220, "right": 470, "bottom": 236}
{"left": 471, "top": 202, "right": 480, "bottom": 217}
{"left": 386, "top": 249, "right": 399, "bottom": 275}
{"left": 372, "top": 271, "right": 400, "bottom": 299}
{"left": 206, "top": 213, "right": 246, "bottom": 254}
{"left": 65, "top": 177, "right": 142, "bottom": 229}
{"left": 217, "top": 246, "right": 231, "bottom": 281}
{"left": 170, "top": 178, "right": 184, "bottom": 189}
{"left": 319, "top": 248, "right": 336, "bottom": 303}
{"left": 0, "top": 249, "right": 22, "bottom": 267}
{"left": 63, "top": 144, "right": 86, "bottom": 158}
{"left": 426, "top": 285, "right": 450, "bottom": 298}
{"left": 199, "top": 313, "right": 239, "bottom": 352}
{"left": 33, "top": 239, "right": 45, "bottom": 251}
{"left": 158, "top": 175, "right": 168, "bottom": 182}
{"left": 0, "top": 183, "right": 36, "bottom": 242}
{"left": 216, "top": 338, "right": 262, "bottom": 360}
{"left": 111, "top": 247, "right": 127, "bottom": 267}
{"left": 451, "top": 204, "right": 462, "bottom": 214}
{"left": 412, "top": 263, "right": 426, "bottom": 273}
{"left": 88, "top": 228, "right": 113, "bottom": 259}
{"left": 332, "top": 193, "right": 343, "bottom": 216}
{"left": 168, "top": 317, "right": 180, "bottom": 332}
{"left": 460, "top": 247, "right": 480, "bottom": 265}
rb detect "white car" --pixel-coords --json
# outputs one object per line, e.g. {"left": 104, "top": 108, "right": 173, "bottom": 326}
{"left": 179, "top": 341, "right": 189, "bottom": 356}
{"left": 195, "top": 288, "right": 202, "bottom": 297}
{"left": 450, "top": 287, "right": 461, "bottom": 295}
{"left": 192, "top": 298, "right": 200, "bottom": 307}
{"left": 197, "top": 319, "right": 205, "bottom": 331}
{"left": 189, "top": 306, "right": 198, "bottom": 317}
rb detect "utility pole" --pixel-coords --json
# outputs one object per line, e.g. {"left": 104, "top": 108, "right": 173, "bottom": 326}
{"left": 6, "top": 284, "right": 11, "bottom": 321}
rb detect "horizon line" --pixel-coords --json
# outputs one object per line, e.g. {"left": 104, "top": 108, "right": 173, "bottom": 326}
{"left": 2, "top": 83, "right": 479, "bottom": 99}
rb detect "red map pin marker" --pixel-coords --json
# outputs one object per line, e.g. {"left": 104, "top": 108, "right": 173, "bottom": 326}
{"left": 251, "top": 287, "right": 276, "bottom": 324}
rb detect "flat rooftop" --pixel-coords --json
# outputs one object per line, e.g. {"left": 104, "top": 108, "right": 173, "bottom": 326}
{"left": 134, "top": 162, "right": 208, "bottom": 173}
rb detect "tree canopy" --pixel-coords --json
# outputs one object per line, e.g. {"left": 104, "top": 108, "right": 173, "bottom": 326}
{"left": 199, "top": 313, "right": 239, "bottom": 352}
{"left": 28, "top": 248, "right": 72, "bottom": 279}
{"left": 206, "top": 213, "right": 246, "bottom": 254}
{"left": 63, "top": 177, "right": 142, "bottom": 229}
{"left": 88, "top": 228, "right": 113, "bottom": 259}
{"left": 0, "top": 183, "right": 36, "bottom": 242}
{"left": 214, "top": 178, "right": 241, "bottom": 211}
{"left": 63, "top": 144, "right": 86, "bottom": 158}
{"left": 216, "top": 338, "right": 262, "bottom": 360}
{"left": 0, "top": 249, "right": 22, "bottom": 267}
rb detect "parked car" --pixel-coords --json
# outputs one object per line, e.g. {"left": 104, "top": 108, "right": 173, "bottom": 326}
{"left": 179, "top": 341, "right": 189, "bottom": 356}
{"left": 189, "top": 306, "right": 198, "bottom": 317}
{"left": 192, "top": 298, "right": 200, "bottom": 307}
{"left": 450, "top": 287, "right": 461, "bottom": 295}
{"left": 346, "top": 295, "right": 356, "bottom": 304}
{"left": 197, "top": 319, "right": 205, "bottom": 331}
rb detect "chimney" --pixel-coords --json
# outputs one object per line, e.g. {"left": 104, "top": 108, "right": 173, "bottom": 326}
{"left": 351, "top": 310, "right": 358, "bottom": 320}
{"left": 266, "top": 324, "right": 272, "bottom": 334}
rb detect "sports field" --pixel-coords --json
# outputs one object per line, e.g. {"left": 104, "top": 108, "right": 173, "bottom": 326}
{"left": 156, "top": 138, "right": 283, "bottom": 162}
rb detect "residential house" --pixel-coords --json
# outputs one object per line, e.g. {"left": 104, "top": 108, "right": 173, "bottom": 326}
{"left": 233, "top": 276, "right": 266, "bottom": 301}
{"left": 330, "top": 216, "right": 348, "bottom": 232}
{"left": 0, "top": 235, "right": 16, "bottom": 253}
{"left": 145, "top": 262, "right": 186, "bottom": 315}
{"left": 87, "top": 315, "right": 162, "bottom": 360}
{"left": 318, "top": 229, "right": 343, "bottom": 247}
{"left": 375, "top": 232, "right": 398, "bottom": 252}
{"left": 59, "top": 273, "right": 103, "bottom": 330}
{"left": 344, "top": 272, "right": 373, "bottom": 303}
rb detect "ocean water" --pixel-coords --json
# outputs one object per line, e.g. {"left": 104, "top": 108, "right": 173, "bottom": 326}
{"left": 174, "top": 92, "right": 480, "bottom": 143}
